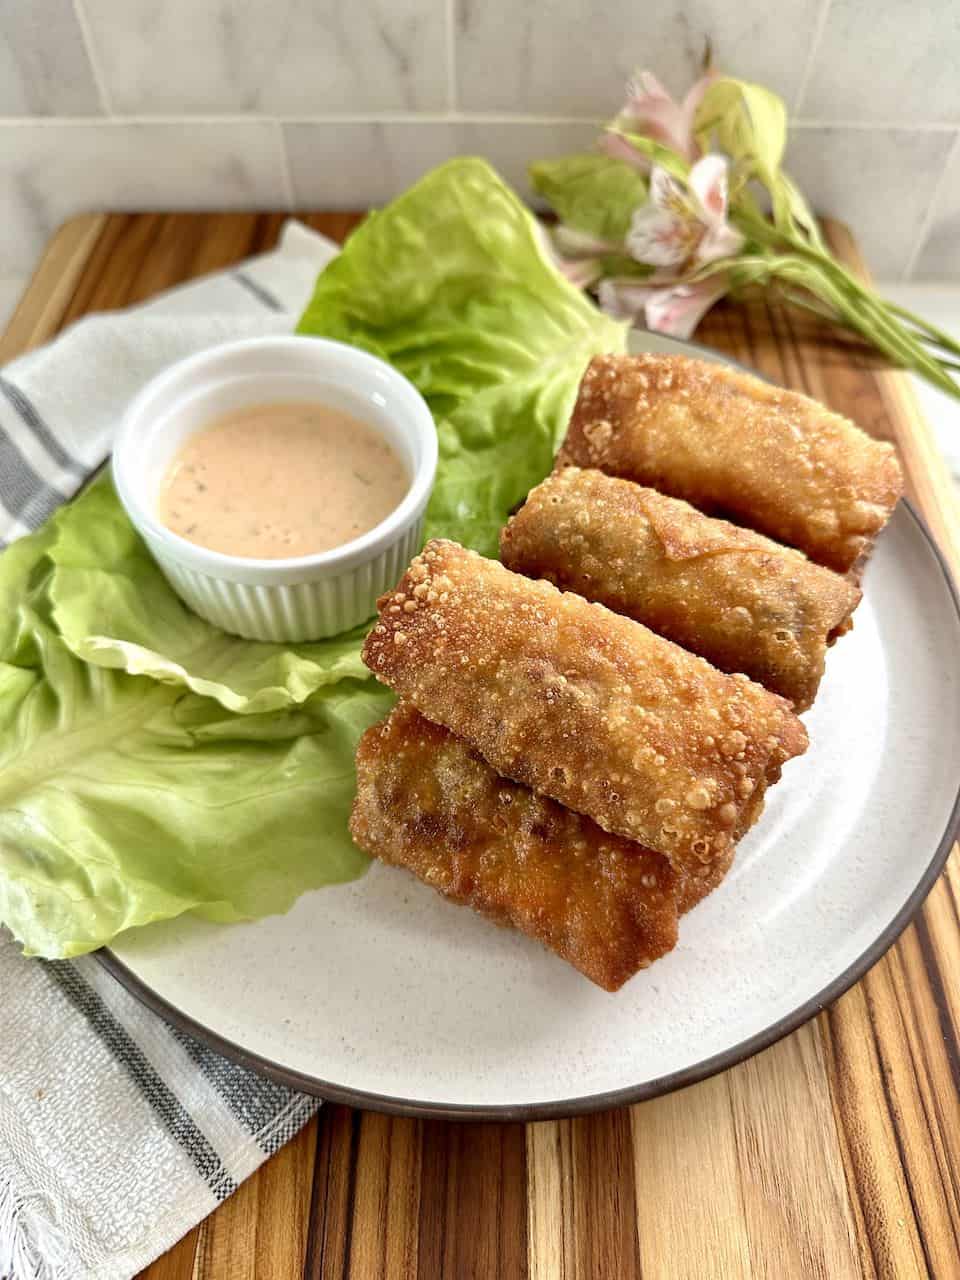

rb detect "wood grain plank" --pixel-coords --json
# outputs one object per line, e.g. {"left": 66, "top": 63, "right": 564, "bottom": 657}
{"left": 304, "top": 1106, "right": 357, "bottom": 1280}
{"left": 186, "top": 1116, "right": 316, "bottom": 1280}
{"left": 417, "top": 1119, "right": 528, "bottom": 1280}
{"left": 727, "top": 1027, "right": 861, "bottom": 1280}
{"left": 570, "top": 1110, "right": 641, "bottom": 1279}
{"left": 342, "top": 1114, "right": 421, "bottom": 1280}
{"left": 821, "top": 984, "right": 931, "bottom": 1280}
{"left": 879, "top": 935, "right": 960, "bottom": 1269}
{"left": 134, "top": 1226, "right": 200, "bottom": 1280}
{"left": 631, "top": 1075, "right": 754, "bottom": 1280}
{"left": 0, "top": 213, "right": 107, "bottom": 362}
{"left": 306, "top": 1110, "right": 526, "bottom": 1280}
{"left": 526, "top": 1121, "right": 574, "bottom": 1280}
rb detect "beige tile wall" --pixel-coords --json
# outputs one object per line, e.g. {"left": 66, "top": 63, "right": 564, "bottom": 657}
{"left": 1, "top": 0, "right": 958, "bottom": 282}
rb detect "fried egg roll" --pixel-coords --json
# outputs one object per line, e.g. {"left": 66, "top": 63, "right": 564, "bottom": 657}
{"left": 351, "top": 702, "right": 684, "bottom": 990}
{"left": 500, "top": 467, "right": 861, "bottom": 711}
{"left": 362, "top": 540, "right": 808, "bottom": 872}
{"left": 556, "top": 354, "right": 903, "bottom": 574}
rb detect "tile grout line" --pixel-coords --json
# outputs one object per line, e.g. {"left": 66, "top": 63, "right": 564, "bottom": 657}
{"left": 0, "top": 112, "right": 957, "bottom": 130}
{"left": 792, "top": 0, "right": 833, "bottom": 115}
{"left": 790, "top": 118, "right": 960, "bottom": 132}
{"left": 445, "top": 0, "right": 457, "bottom": 112}
{"left": 902, "top": 128, "right": 960, "bottom": 282}
{"left": 72, "top": 0, "right": 114, "bottom": 116}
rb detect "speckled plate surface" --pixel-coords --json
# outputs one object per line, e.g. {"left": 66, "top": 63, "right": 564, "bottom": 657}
{"left": 99, "top": 337, "right": 960, "bottom": 1119}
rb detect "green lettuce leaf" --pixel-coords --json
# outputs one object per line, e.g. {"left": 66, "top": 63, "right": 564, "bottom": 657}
{"left": 299, "top": 157, "right": 627, "bottom": 557}
{"left": 48, "top": 475, "right": 369, "bottom": 714}
{"left": 0, "top": 520, "right": 391, "bottom": 956}
{"left": 529, "top": 153, "right": 647, "bottom": 242}
{"left": 0, "top": 156, "right": 625, "bottom": 957}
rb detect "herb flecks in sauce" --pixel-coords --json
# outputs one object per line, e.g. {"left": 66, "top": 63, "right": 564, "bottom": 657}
{"left": 158, "top": 401, "right": 409, "bottom": 559}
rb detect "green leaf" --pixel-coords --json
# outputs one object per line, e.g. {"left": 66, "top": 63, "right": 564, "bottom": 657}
{"left": 299, "top": 157, "right": 627, "bottom": 558}
{"left": 529, "top": 153, "right": 646, "bottom": 242}
{"left": 0, "top": 521, "right": 392, "bottom": 956}
{"left": 47, "top": 475, "right": 369, "bottom": 715}
{"left": 0, "top": 157, "right": 626, "bottom": 956}
{"left": 695, "top": 76, "right": 787, "bottom": 180}
{"left": 694, "top": 76, "right": 798, "bottom": 231}
{"left": 607, "top": 131, "right": 691, "bottom": 181}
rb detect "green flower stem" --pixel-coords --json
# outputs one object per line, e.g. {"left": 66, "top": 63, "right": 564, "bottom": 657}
{"left": 722, "top": 205, "right": 960, "bottom": 398}
{"left": 885, "top": 301, "right": 960, "bottom": 360}
{"left": 709, "top": 248, "right": 960, "bottom": 398}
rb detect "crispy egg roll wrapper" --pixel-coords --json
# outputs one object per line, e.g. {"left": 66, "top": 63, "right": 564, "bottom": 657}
{"left": 556, "top": 354, "right": 903, "bottom": 574}
{"left": 351, "top": 703, "right": 696, "bottom": 991}
{"left": 362, "top": 540, "right": 808, "bottom": 872}
{"left": 501, "top": 468, "right": 861, "bottom": 711}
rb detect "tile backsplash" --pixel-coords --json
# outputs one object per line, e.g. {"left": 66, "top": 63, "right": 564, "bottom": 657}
{"left": 2, "top": 0, "right": 959, "bottom": 282}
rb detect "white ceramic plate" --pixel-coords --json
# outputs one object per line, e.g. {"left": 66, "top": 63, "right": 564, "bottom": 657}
{"left": 100, "top": 337, "right": 960, "bottom": 1119}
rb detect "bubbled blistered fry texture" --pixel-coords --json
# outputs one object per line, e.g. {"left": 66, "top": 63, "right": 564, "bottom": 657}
{"left": 350, "top": 702, "right": 683, "bottom": 991}
{"left": 500, "top": 468, "right": 862, "bottom": 711}
{"left": 362, "top": 540, "right": 808, "bottom": 872}
{"left": 556, "top": 354, "right": 904, "bottom": 575}
{"left": 676, "top": 841, "right": 734, "bottom": 914}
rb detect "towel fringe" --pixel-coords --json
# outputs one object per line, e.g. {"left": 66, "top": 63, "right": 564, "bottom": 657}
{"left": 0, "top": 1169, "right": 73, "bottom": 1280}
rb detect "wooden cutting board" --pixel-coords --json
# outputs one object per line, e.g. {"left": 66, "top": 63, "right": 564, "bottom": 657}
{"left": 5, "top": 211, "right": 959, "bottom": 1280}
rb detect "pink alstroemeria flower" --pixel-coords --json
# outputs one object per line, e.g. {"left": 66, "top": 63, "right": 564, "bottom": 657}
{"left": 601, "top": 68, "right": 718, "bottom": 171}
{"left": 545, "top": 224, "right": 619, "bottom": 291}
{"left": 627, "top": 156, "right": 744, "bottom": 274}
{"left": 598, "top": 273, "right": 731, "bottom": 341}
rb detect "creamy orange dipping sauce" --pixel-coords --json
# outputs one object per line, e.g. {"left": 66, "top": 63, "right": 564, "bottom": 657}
{"left": 157, "top": 401, "right": 410, "bottom": 559}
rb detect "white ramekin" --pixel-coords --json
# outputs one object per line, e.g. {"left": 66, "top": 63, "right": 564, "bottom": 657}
{"left": 112, "top": 336, "right": 437, "bottom": 642}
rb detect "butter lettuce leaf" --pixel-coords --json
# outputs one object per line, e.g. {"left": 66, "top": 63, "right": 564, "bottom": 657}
{"left": 48, "top": 475, "right": 369, "bottom": 714}
{"left": 0, "top": 520, "right": 391, "bottom": 956}
{"left": 299, "top": 156, "right": 627, "bottom": 557}
{"left": 0, "top": 156, "right": 624, "bottom": 957}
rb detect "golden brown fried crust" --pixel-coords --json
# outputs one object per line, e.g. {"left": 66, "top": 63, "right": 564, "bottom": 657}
{"left": 362, "top": 539, "right": 808, "bottom": 873}
{"left": 350, "top": 703, "right": 680, "bottom": 991}
{"left": 556, "top": 354, "right": 904, "bottom": 575}
{"left": 676, "top": 843, "right": 735, "bottom": 914}
{"left": 500, "top": 467, "right": 861, "bottom": 711}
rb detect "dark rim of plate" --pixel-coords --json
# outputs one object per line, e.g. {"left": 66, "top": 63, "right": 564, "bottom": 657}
{"left": 95, "top": 497, "right": 960, "bottom": 1122}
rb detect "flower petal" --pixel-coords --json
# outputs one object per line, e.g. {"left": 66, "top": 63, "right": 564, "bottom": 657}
{"left": 696, "top": 220, "right": 745, "bottom": 265}
{"left": 679, "top": 68, "right": 721, "bottom": 151}
{"left": 625, "top": 70, "right": 673, "bottom": 112}
{"left": 688, "top": 154, "right": 730, "bottom": 223}
{"left": 598, "top": 131, "right": 651, "bottom": 172}
{"left": 627, "top": 205, "right": 693, "bottom": 267}
{"left": 598, "top": 278, "right": 657, "bottom": 321}
{"left": 645, "top": 276, "right": 729, "bottom": 340}
{"left": 621, "top": 71, "right": 694, "bottom": 155}
{"left": 648, "top": 165, "right": 687, "bottom": 212}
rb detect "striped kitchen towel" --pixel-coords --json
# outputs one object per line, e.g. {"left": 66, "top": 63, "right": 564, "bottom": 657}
{"left": 0, "top": 221, "right": 339, "bottom": 1280}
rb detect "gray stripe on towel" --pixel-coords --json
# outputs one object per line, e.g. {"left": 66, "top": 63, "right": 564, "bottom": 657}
{"left": 169, "top": 1026, "right": 306, "bottom": 1146}
{"left": 42, "top": 962, "right": 238, "bottom": 1202}
{"left": 232, "top": 270, "right": 284, "bottom": 312}
{"left": 0, "top": 376, "right": 87, "bottom": 476}
{"left": 0, "top": 427, "right": 65, "bottom": 530}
